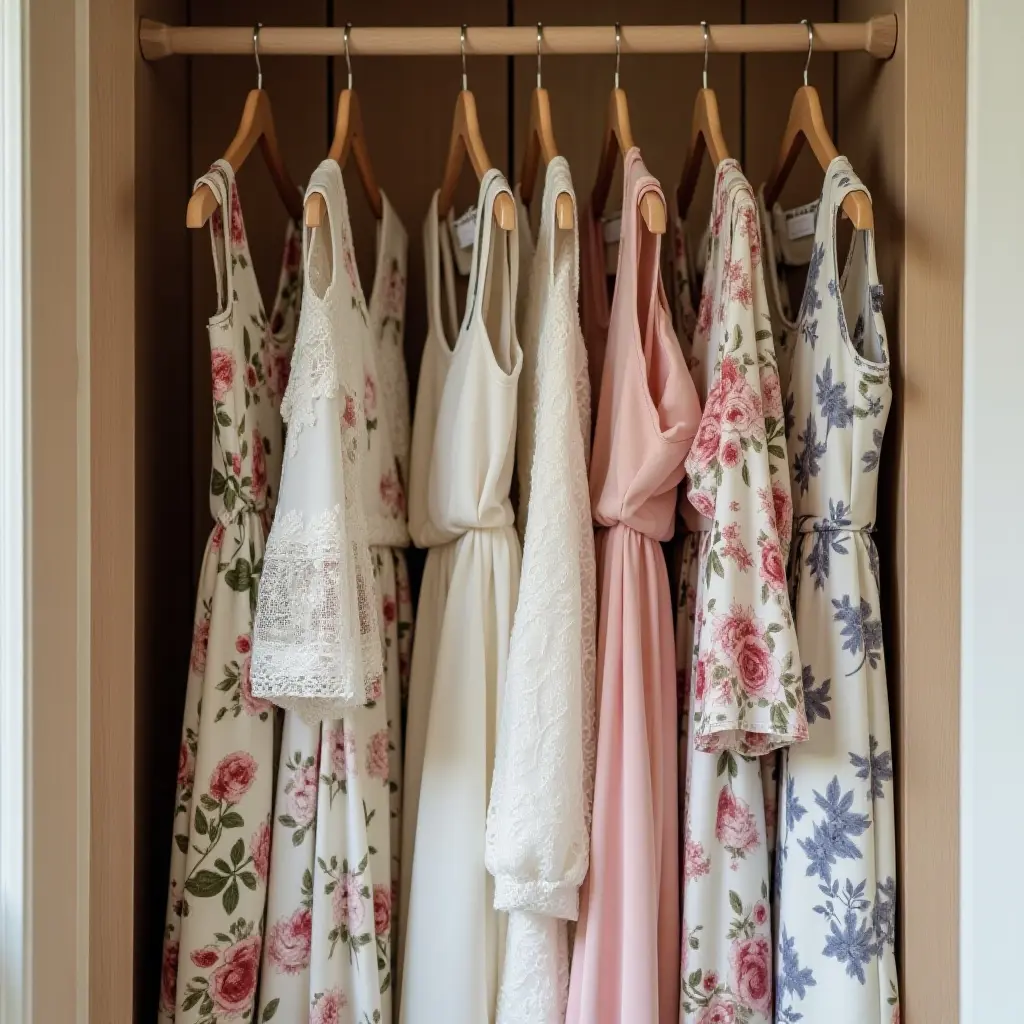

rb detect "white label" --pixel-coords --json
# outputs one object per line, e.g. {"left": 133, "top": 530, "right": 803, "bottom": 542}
{"left": 602, "top": 211, "right": 622, "bottom": 245}
{"left": 453, "top": 205, "right": 477, "bottom": 249}
{"left": 785, "top": 200, "right": 819, "bottom": 240}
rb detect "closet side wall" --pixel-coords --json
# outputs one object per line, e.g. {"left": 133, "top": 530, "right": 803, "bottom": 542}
{"left": 135, "top": 1, "right": 190, "bottom": 1020}
{"left": 839, "top": 1, "right": 964, "bottom": 1021}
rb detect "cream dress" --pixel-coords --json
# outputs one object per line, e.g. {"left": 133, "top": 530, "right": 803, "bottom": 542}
{"left": 485, "top": 158, "right": 596, "bottom": 1024}
{"left": 253, "top": 160, "right": 406, "bottom": 1024}
{"left": 400, "top": 170, "right": 522, "bottom": 1024}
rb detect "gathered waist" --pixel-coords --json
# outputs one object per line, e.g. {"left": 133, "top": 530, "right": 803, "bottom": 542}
{"left": 795, "top": 513, "right": 874, "bottom": 535}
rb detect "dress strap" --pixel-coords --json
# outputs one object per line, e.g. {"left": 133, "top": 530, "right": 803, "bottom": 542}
{"left": 541, "top": 156, "right": 578, "bottom": 291}
{"left": 461, "top": 168, "right": 510, "bottom": 334}
{"left": 424, "top": 191, "right": 460, "bottom": 346}
{"left": 193, "top": 159, "right": 234, "bottom": 312}
{"left": 303, "top": 160, "right": 349, "bottom": 300}
{"left": 620, "top": 148, "right": 667, "bottom": 345}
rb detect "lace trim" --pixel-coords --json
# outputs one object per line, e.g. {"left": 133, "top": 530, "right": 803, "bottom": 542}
{"left": 251, "top": 505, "right": 380, "bottom": 722}
{"left": 494, "top": 877, "right": 579, "bottom": 921}
{"left": 280, "top": 300, "right": 338, "bottom": 450}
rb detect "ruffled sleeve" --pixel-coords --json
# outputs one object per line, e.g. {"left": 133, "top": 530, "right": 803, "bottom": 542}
{"left": 251, "top": 172, "right": 382, "bottom": 722}
{"left": 684, "top": 186, "right": 807, "bottom": 755}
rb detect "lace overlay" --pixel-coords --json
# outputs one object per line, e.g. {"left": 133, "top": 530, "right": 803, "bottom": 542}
{"left": 486, "top": 160, "right": 596, "bottom": 1020}
{"left": 252, "top": 163, "right": 382, "bottom": 719}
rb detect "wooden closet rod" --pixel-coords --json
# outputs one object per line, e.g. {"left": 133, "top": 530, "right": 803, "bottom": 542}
{"left": 140, "top": 16, "right": 898, "bottom": 62}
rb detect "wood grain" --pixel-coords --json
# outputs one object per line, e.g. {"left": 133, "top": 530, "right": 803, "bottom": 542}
{"left": 89, "top": 0, "right": 137, "bottom": 1021}
{"left": 134, "top": 0, "right": 191, "bottom": 1018}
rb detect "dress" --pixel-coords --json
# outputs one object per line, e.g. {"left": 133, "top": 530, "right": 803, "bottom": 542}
{"left": 566, "top": 147, "right": 700, "bottom": 1024}
{"left": 400, "top": 170, "right": 523, "bottom": 1024}
{"left": 158, "top": 160, "right": 300, "bottom": 1024}
{"left": 759, "top": 158, "right": 899, "bottom": 1024}
{"left": 485, "top": 158, "right": 596, "bottom": 1024}
{"left": 253, "top": 161, "right": 402, "bottom": 1024}
{"left": 678, "top": 160, "right": 804, "bottom": 1024}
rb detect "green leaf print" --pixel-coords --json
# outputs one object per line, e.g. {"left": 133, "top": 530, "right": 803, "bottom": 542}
{"left": 262, "top": 999, "right": 280, "bottom": 1021}
{"left": 223, "top": 877, "right": 240, "bottom": 914}
{"left": 186, "top": 869, "right": 228, "bottom": 898}
{"left": 225, "top": 559, "right": 253, "bottom": 593}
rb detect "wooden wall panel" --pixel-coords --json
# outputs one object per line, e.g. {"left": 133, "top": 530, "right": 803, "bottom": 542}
{"left": 332, "top": 0, "right": 510, "bottom": 397}
{"left": 744, "top": 0, "right": 837, "bottom": 222}
{"left": 135, "top": 0, "right": 190, "bottom": 1018}
{"left": 512, "top": 0, "right": 742, "bottom": 243}
{"left": 838, "top": 2, "right": 964, "bottom": 1022}
{"left": 189, "top": 0, "right": 329, "bottom": 570}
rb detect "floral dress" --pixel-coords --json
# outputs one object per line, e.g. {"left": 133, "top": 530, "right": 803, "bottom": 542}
{"left": 759, "top": 158, "right": 899, "bottom": 1024}
{"left": 158, "top": 160, "right": 300, "bottom": 1024}
{"left": 253, "top": 162, "right": 408, "bottom": 1024}
{"left": 677, "top": 160, "right": 805, "bottom": 1024}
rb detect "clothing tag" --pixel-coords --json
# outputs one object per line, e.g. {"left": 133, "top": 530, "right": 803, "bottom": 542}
{"left": 785, "top": 200, "right": 819, "bottom": 240}
{"left": 602, "top": 211, "right": 622, "bottom": 245}
{"left": 453, "top": 205, "right": 477, "bottom": 250}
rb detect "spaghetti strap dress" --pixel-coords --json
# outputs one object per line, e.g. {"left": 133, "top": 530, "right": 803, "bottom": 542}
{"left": 759, "top": 157, "right": 899, "bottom": 1024}
{"left": 400, "top": 170, "right": 523, "bottom": 1024}
{"left": 566, "top": 147, "right": 701, "bottom": 1024}
{"left": 157, "top": 160, "right": 300, "bottom": 1024}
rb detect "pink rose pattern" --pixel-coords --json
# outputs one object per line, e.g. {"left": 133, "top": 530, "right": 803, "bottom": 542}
{"left": 159, "top": 164, "right": 297, "bottom": 1024}
{"left": 678, "top": 164, "right": 795, "bottom": 1024}
{"left": 684, "top": 164, "right": 804, "bottom": 756}
{"left": 266, "top": 906, "right": 312, "bottom": 975}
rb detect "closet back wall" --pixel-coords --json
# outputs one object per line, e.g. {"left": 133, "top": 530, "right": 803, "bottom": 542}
{"left": 132, "top": 2, "right": 961, "bottom": 1022}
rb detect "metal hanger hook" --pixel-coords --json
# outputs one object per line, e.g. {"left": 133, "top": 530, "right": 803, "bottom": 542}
{"left": 701, "top": 21, "right": 710, "bottom": 90}
{"left": 343, "top": 23, "right": 353, "bottom": 90}
{"left": 614, "top": 23, "right": 621, "bottom": 90}
{"left": 536, "top": 22, "right": 543, "bottom": 89}
{"left": 460, "top": 24, "right": 468, "bottom": 91}
{"left": 802, "top": 18, "right": 814, "bottom": 86}
{"left": 253, "top": 23, "right": 263, "bottom": 90}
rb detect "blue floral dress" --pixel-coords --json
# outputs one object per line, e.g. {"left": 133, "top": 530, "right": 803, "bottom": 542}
{"left": 758, "top": 158, "right": 899, "bottom": 1024}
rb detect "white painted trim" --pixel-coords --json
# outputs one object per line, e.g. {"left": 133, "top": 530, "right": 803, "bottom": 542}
{"left": 0, "top": 0, "right": 29, "bottom": 1020}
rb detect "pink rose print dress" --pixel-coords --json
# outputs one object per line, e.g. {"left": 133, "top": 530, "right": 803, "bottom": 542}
{"left": 566, "top": 148, "right": 700, "bottom": 1024}
{"left": 678, "top": 161, "right": 804, "bottom": 1024}
{"left": 759, "top": 158, "right": 898, "bottom": 1024}
{"left": 400, "top": 170, "right": 522, "bottom": 1024}
{"left": 158, "top": 160, "right": 300, "bottom": 1024}
{"left": 252, "top": 161, "right": 402, "bottom": 1024}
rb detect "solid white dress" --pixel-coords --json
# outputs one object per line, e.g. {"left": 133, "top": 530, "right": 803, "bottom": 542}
{"left": 253, "top": 161, "right": 398, "bottom": 1024}
{"left": 400, "top": 170, "right": 523, "bottom": 1024}
{"left": 485, "top": 158, "right": 596, "bottom": 1024}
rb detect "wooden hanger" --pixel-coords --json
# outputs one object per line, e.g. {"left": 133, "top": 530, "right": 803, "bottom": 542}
{"left": 763, "top": 21, "right": 873, "bottom": 230}
{"left": 519, "top": 24, "right": 573, "bottom": 230}
{"left": 438, "top": 26, "right": 516, "bottom": 231}
{"left": 590, "top": 24, "right": 666, "bottom": 235}
{"left": 307, "top": 25, "right": 383, "bottom": 228}
{"left": 676, "top": 23, "right": 731, "bottom": 219}
{"left": 186, "top": 24, "right": 303, "bottom": 229}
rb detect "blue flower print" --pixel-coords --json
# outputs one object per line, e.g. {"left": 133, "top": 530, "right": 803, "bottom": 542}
{"left": 802, "top": 666, "right": 832, "bottom": 725}
{"left": 806, "top": 499, "right": 852, "bottom": 589}
{"left": 778, "top": 926, "right": 817, "bottom": 1006}
{"left": 803, "top": 318, "right": 820, "bottom": 349}
{"left": 869, "top": 283, "right": 884, "bottom": 313}
{"left": 832, "top": 594, "right": 884, "bottom": 675}
{"left": 872, "top": 876, "right": 897, "bottom": 952}
{"left": 848, "top": 735, "right": 893, "bottom": 800}
{"left": 800, "top": 242, "right": 826, "bottom": 324}
{"left": 823, "top": 907, "right": 876, "bottom": 984}
{"left": 861, "top": 428, "right": 884, "bottom": 472}
{"left": 816, "top": 357, "right": 855, "bottom": 437}
{"left": 798, "top": 776, "right": 871, "bottom": 884}
{"left": 794, "top": 412, "right": 827, "bottom": 495}
{"left": 786, "top": 772, "right": 808, "bottom": 835}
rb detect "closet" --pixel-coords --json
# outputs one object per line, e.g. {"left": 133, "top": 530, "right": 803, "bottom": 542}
{"left": 81, "top": 1, "right": 964, "bottom": 1020}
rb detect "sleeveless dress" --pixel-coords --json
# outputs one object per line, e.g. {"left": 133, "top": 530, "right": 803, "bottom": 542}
{"left": 158, "top": 160, "right": 300, "bottom": 1024}
{"left": 676, "top": 160, "right": 804, "bottom": 1024}
{"left": 400, "top": 170, "right": 523, "bottom": 1024}
{"left": 566, "top": 147, "right": 700, "bottom": 1024}
{"left": 759, "top": 158, "right": 899, "bottom": 1024}
{"left": 254, "top": 161, "right": 399, "bottom": 1024}
{"left": 485, "top": 158, "right": 596, "bottom": 1024}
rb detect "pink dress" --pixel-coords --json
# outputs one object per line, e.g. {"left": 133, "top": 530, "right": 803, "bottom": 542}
{"left": 567, "top": 148, "right": 701, "bottom": 1024}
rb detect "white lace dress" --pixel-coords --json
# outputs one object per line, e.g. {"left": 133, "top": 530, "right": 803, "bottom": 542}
{"left": 400, "top": 170, "right": 523, "bottom": 1024}
{"left": 485, "top": 158, "right": 596, "bottom": 1024}
{"left": 252, "top": 160, "right": 396, "bottom": 1024}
